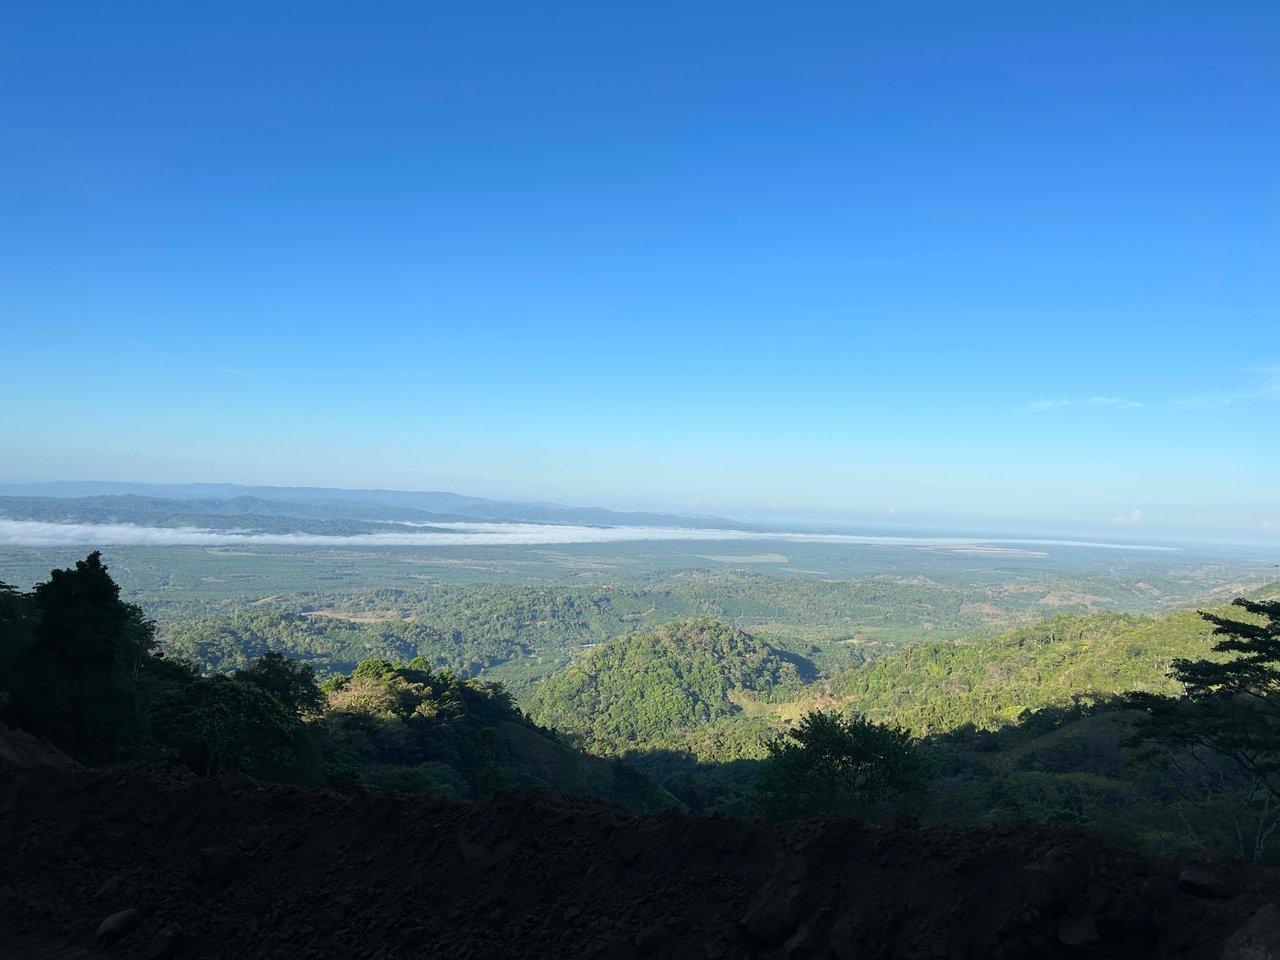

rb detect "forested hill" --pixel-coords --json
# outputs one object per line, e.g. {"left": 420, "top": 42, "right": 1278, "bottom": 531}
{"left": 526, "top": 619, "right": 804, "bottom": 747}
{"left": 0, "top": 554, "right": 678, "bottom": 813}
{"left": 523, "top": 609, "right": 1226, "bottom": 753}
{"left": 523, "top": 601, "right": 1272, "bottom": 777}
{"left": 831, "top": 607, "right": 1229, "bottom": 735}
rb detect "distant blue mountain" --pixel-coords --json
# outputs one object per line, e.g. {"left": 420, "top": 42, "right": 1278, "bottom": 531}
{"left": 0, "top": 482, "right": 743, "bottom": 530}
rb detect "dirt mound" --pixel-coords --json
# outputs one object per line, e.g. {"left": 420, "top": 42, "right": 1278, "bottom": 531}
{"left": 0, "top": 727, "right": 80, "bottom": 770}
{"left": 1, "top": 759, "right": 1276, "bottom": 959}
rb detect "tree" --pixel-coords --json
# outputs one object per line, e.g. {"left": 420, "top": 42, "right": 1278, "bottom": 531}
{"left": 0, "top": 580, "right": 35, "bottom": 721}
{"left": 747, "top": 710, "right": 929, "bottom": 819}
{"left": 7, "top": 552, "right": 158, "bottom": 762}
{"left": 151, "top": 674, "right": 298, "bottom": 777}
{"left": 234, "top": 651, "right": 324, "bottom": 719}
{"left": 1128, "top": 598, "right": 1280, "bottom": 862}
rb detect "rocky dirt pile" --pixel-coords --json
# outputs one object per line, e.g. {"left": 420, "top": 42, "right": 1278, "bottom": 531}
{"left": 1, "top": 742, "right": 1278, "bottom": 959}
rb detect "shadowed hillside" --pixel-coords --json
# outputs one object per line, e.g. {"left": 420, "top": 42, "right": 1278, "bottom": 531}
{"left": 2, "top": 744, "right": 1278, "bottom": 959}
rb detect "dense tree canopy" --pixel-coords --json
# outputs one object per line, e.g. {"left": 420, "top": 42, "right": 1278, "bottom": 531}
{"left": 748, "top": 710, "right": 929, "bottom": 819}
{"left": 0, "top": 554, "right": 678, "bottom": 810}
{"left": 2, "top": 552, "right": 159, "bottom": 761}
{"left": 528, "top": 619, "right": 802, "bottom": 749}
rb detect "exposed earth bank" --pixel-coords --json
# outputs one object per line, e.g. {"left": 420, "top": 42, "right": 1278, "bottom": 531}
{"left": 1, "top": 731, "right": 1277, "bottom": 960}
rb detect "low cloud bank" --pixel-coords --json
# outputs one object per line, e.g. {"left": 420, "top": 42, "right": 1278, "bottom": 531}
{"left": 0, "top": 520, "right": 1176, "bottom": 552}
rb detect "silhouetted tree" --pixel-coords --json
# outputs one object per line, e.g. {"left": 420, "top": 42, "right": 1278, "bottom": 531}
{"left": 234, "top": 651, "right": 324, "bottom": 719}
{"left": 6, "top": 552, "right": 157, "bottom": 761}
{"left": 0, "top": 580, "right": 35, "bottom": 719}
{"left": 748, "top": 710, "right": 929, "bottom": 819}
{"left": 151, "top": 674, "right": 298, "bottom": 777}
{"left": 1129, "top": 598, "right": 1280, "bottom": 861}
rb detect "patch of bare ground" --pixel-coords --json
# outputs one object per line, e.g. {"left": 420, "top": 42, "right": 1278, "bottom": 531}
{"left": 1035, "top": 591, "right": 1113, "bottom": 609}
{"left": 301, "top": 610, "right": 409, "bottom": 624}
{"left": 958, "top": 602, "right": 1007, "bottom": 620}
{"left": 2, "top": 737, "right": 1277, "bottom": 959}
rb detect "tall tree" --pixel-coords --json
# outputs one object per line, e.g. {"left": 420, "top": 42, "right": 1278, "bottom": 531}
{"left": 748, "top": 710, "right": 929, "bottom": 819}
{"left": 0, "top": 580, "right": 36, "bottom": 721}
{"left": 151, "top": 674, "right": 298, "bottom": 777}
{"left": 8, "top": 552, "right": 156, "bottom": 761}
{"left": 1129, "top": 598, "right": 1280, "bottom": 861}
{"left": 234, "top": 651, "right": 324, "bottom": 720}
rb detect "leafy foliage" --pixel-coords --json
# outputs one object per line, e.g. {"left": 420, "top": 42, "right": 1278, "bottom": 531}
{"left": 233, "top": 651, "right": 325, "bottom": 719}
{"left": 1127, "top": 599, "right": 1280, "bottom": 861}
{"left": 1165, "top": 598, "right": 1280, "bottom": 789}
{"left": 318, "top": 657, "right": 676, "bottom": 808}
{"left": 150, "top": 674, "right": 300, "bottom": 777}
{"left": 748, "top": 710, "right": 929, "bottom": 819}
{"left": 0, "top": 555, "right": 677, "bottom": 810}
{"left": 833, "top": 610, "right": 1220, "bottom": 734}
{"left": 527, "top": 619, "right": 801, "bottom": 748}
{"left": 1, "top": 552, "right": 161, "bottom": 762}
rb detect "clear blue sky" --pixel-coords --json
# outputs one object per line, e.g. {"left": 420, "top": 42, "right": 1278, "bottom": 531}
{"left": 2, "top": 1, "right": 1277, "bottom": 539}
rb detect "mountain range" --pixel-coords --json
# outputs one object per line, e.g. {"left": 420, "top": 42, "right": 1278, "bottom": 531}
{"left": 0, "top": 481, "right": 743, "bottom": 531}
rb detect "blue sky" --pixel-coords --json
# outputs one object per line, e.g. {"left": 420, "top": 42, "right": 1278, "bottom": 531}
{"left": 2, "top": 2, "right": 1277, "bottom": 539}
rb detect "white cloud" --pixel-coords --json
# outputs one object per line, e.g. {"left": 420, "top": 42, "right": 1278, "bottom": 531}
{"left": 1087, "top": 396, "right": 1142, "bottom": 409}
{"left": 0, "top": 520, "right": 1177, "bottom": 552}
{"left": 1024, "top": 399, "right": 1071, "bottom": 413}
{"left": 1112, "top": 509, "right": 1143, "bottom": 525}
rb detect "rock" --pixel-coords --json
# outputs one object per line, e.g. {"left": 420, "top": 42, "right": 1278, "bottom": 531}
{"left": 1095, "top": 893, "right": 1156, "bottom": 944}
{"left": 1056, "top": 914, "right": 1100, "bottom": 949}
{"left": 144, "top": 923, "right": 187, "bottom": 960}
{"left": 95, "top": 874, "right": 125, "bottom": 899}
{"left": 1221, "top": 903, "right": 1280, "bottom": 960}
{"left": 96, "top": 907, "right": 141, "bottom": 945}
{"left": 0, "top": 883, "right": 16, "bottom": 903}
{"left": 876, "top": 809, "right": 920, "bottom": 830}
{"left": 237, "top": 824, "right": 276, "bottom": 851}
{"left": 1178, "top": 866, "right": 1239, "bottom": 900}
{"left": 741, "top": 882, "right": 807, "bottom": 946}
{"left": 828, "top": 909, "right": 864, "bottom": 960}
{"left": 783, "top": 920, "right": 815, "bottom": 955}
{"left": 200, "top": 844, "right": 247, "bottom": 889}
{"left": 1022, "top": 849, "right": 1084, "bottom": 910}
{"left": 456, "top": 835, "right": 515, "bottom": 874}
{"left": 635, "top": 921, "right": 676, "bottom": 955}
{"left": 398, "top": 926, "right": 427, "bottom": 948}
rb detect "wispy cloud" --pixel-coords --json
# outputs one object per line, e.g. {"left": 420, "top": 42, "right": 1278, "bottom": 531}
{"left": 1022, "top": 395, "right": 1143, "bottom": 413}
{"left": 1087, "top": 396, "right": 1142, "bottom": 409}
{"left": 1166, "top": 387, "right": 1280, "bottom": 411}
{"left": 1112, "top": 509, "right": 1143, "bottom": 525}
{"left": 1023, "top": 399, "right": 1071, "bottom": 413}
{"left": 153, "top": 351, "right": 272, "bottom": 384}
{"left": 1022, "top": 375, "right": 1280, "bottom": 414}
{"left": 1164, "top": 367, "right": 1280, "bottom": 411}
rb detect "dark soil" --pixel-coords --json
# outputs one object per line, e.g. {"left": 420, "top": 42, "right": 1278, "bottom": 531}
{"left": 1, "top": 732, "right": 1276, "bottom": 959}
